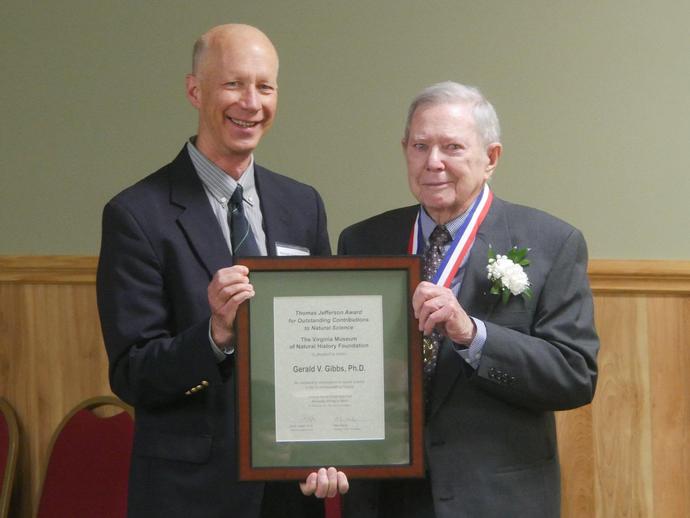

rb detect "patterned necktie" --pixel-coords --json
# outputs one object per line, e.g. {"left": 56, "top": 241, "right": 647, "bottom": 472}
{"left": 422, "top": 225, "right": 452, "bottom": 400}
{"left": 228, "top": 184, "right": 260, "bottom": 256}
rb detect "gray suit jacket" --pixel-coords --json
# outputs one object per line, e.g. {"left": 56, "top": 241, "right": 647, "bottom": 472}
{"left": 337, "top": 196, "right": 599, "bottom": 518}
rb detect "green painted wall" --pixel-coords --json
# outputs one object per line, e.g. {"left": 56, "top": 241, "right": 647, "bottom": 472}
{"left": 2, "top": 1, "right": 689, "bottom": 258}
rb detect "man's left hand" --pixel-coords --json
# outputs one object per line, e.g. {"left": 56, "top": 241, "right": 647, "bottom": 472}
{"left": 413, "top": 281, "right": 476, "bottom": 344}
{"left": 300, "top": 467, "right": 349, "bottom": 498}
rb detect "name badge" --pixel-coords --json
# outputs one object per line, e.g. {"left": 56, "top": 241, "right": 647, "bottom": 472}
{"left": 275, "top": 242, "right": 310, "bottom": 257}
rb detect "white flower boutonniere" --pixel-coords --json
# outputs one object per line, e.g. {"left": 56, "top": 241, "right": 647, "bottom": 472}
{"left": 487, "top": 246, "right": 533, "bottom": 304}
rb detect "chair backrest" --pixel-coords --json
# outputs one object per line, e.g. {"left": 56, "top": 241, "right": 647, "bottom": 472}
{"left": 35, "top": 396, "right": 134, "bottom": 518}
{"left": 0, "top": 398, "right": 19, "bottom": 518}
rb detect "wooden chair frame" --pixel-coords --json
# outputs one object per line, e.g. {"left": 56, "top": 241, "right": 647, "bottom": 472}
{"left": 0, "top": 398, "right": 19, "bottom": 518}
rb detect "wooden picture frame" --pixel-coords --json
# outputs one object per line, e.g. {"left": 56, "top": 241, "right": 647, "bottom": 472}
{"left": 234, "top": 256, "right": 424, "bottom": 481}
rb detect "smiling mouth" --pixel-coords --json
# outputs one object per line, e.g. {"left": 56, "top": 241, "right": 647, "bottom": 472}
{"left": 228, "top": 117, "right": 259, "bottom": 128}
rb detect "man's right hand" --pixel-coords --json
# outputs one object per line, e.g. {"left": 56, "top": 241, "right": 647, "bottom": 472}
{"left": 207, "top": 265, "right": 254, "bottom": 348}
{"left": 300, "top": 467, "right": 349, "bottom": 498}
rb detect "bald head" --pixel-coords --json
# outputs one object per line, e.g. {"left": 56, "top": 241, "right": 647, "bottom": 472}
{"left": 192, "top": 24, "right": 278, "bottom": 76}
{"left": 185, "top": 24, "right": 280, "bottom": 176}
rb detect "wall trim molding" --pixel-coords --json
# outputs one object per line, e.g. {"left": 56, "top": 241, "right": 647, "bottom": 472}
{"left": 587, "top": 259, "right": 690, "bottom": 294}
{"left": 0, "top": 256, "right": 98, "bottom": 284}
{"left": 1, "top": 256, "right": 689, "bottom": 293}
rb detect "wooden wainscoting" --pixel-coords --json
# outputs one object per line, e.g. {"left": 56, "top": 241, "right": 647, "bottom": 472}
{"left": 0, "top": 256, "right": 106, "bottom": 518}
{"left": 1, "top": 257, "right": 689, "bottom": 518}
{"left": 557, "top": 260, "right": 690, "bottom": 518}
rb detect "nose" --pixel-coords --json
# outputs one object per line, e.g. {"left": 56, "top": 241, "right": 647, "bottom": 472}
{"left": 239, "top": 86, "right": 260, "bottom": 111}
{"left": 425, "top": 147, "right": 444, "bottom": 171}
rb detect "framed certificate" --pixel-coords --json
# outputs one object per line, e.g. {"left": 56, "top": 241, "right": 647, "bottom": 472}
{"left": 235, "top": 256, "right": 424, "bottom": 481}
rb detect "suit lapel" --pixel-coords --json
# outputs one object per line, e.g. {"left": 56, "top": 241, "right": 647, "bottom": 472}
{"left": 254, "top": 166, "right": 285, "bottom": 257}
{"left": 429, "top": 197, "right": 511, "bottom": 417}
{"left": 458, "top": 197, "right": 511, "bottom": 320}
{"left": 389, "top": 206, "right": 419, "bottom": 254}
{"left": 169, "top": 147, "right": 232, "bottom": 277}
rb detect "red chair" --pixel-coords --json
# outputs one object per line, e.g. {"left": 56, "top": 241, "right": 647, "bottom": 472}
{"left": 0, "top": 398, "right": 19, "bottom": 518}
{"left": 35, "top": 396, "right": 134, "bottom": 518}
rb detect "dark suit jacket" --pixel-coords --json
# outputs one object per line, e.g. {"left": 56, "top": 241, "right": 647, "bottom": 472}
{"left": 337, "top": 197, "right": 599, "bottom": 518}
{"left": 97, "top": 147, "right": 330, "bottom": 518}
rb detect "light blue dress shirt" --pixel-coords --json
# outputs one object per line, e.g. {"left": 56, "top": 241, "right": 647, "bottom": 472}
{"left": 418, "top": 207, "right": 486, "bottom": 369}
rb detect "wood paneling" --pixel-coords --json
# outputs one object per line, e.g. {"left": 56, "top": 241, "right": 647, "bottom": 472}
{"left": 648, "top": 296, "right": 690, "bottom": 516}
{"left": 0, "top": 264, "right": 110, "bottom": 518}
{"left": 0, "top": 256, "right": 97, "bottom": 285}
{"left": 555, "top": 272, "right": 690, "bottom": 518}
{"left": 588, "top": 260, "right": 690, "bottom": 293}
{"left": 1, "top": 256, "right": 689, "bottom": 518}
{"left": 595, "top": 296, "right": 653, "bottom": 516}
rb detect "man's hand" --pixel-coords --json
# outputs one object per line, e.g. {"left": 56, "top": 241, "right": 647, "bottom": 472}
{"left": 207, "top": 265, "right": 254, "bottom": 348}
{"left": 412, "top": 281, "right": 476, "bottom": 344}
{"left": 299, "top": 467, "right": 349, "bottom": 498}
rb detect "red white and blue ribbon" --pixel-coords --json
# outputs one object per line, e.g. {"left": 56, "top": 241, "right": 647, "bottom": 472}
{"left": 408, "top": 184, "right": 493, "bottom": 288}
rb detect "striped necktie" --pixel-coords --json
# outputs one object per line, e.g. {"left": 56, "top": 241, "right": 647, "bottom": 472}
{"left": 229, "top": 184, "right": 260, "bottom": 256}
{"left": 422, "top": 225, "right": 452, "bottom": 401}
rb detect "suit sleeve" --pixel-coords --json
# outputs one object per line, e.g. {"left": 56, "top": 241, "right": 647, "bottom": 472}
{"left": 337, "top": 230, "right": 348, "bottom": 255}
{"left": 312, "top": 186, "right": 331, "bottom": 256}
{"left": 474, "top": 228, "right": 599, "bottom": 412}
{"left": 97, "top": 200, "right": 225, "bottom": 408}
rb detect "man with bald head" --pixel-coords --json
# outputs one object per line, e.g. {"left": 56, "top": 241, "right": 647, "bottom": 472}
{"left": 97, "top": 24, "right": 344, "bottom": 517}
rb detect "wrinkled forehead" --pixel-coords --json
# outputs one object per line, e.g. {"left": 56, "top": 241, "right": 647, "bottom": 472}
{"left": 409, "top": 102, "right": 479, "bottom": 138}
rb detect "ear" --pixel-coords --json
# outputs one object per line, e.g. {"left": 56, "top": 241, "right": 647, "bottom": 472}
{"left": 485, "top": 142, "right": 502, "bottom": 178}
{"left": 401, "top": 138, "right": 408, "bottom": 154}
{"left": 185, "top": 74, "right": 201, "bottom": 109}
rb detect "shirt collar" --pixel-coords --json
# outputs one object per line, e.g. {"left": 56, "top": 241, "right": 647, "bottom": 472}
{"left": 419, "top": 206, "right": 471, "bottom": 245}
{"left": 186, "top": 138, "right": 257, "bottom": 207}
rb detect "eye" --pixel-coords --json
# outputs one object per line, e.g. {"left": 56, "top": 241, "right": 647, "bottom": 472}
{"left": 447, "top": 143, "right": 463, "bottom": 151}
{"left": 223, "top": 81, "right": 240, "bottom": 89}
{"left": 413, "top": 143, "right": 427, "bottom": 151}
{"left": 258, "top": 83, "right": 276, "bottom": 93}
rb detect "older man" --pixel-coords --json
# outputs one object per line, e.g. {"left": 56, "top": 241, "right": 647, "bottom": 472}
{"left": 97, "top": 24, "right": 345, "bottom": 518}
{"left": 338, "top": 82, "right": 599, "bottom": 517}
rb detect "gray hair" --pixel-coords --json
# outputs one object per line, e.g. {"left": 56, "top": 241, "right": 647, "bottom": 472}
{"left": 403, "top": 81, "right": 501, "bottom": 147}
